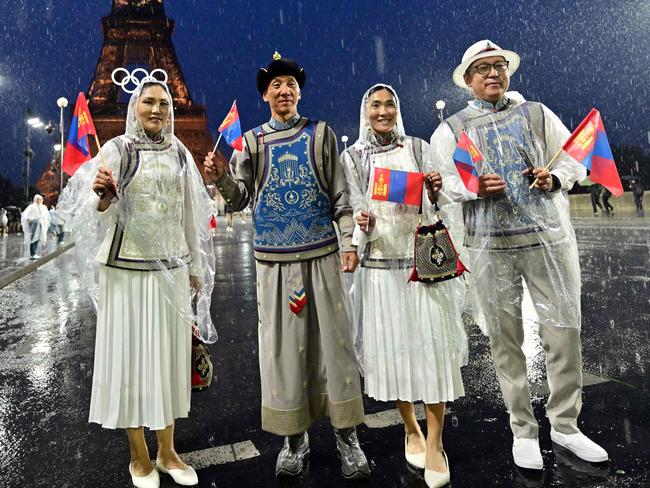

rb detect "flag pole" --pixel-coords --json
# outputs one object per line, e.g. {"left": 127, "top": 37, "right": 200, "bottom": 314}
{"left": 529, "top": 147, "right": 563, "bottom": 189}
{"left": 211, "top": 133, "right": 223, "bottom": 154}
{"left": 94, "top": 134, "right": 107, "bottom": 168}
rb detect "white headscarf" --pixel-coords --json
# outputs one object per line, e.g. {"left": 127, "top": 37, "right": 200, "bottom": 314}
{"left": 125, "top": 79, "right": 174, "bottom": 143}
{"left": 355, "top": 83, "right": 406, "bottom": 146}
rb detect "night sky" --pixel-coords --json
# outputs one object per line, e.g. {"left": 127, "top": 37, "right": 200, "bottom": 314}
{"left": 1, "top": 0, "right": 648, "bottom": 188}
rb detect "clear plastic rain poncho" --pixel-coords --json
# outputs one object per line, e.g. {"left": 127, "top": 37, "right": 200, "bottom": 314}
{"left": 58, "top": 76, "right": 217, "bottom": 342}
{"left": 340, "top": 84, "right": 467, "bottom": 396}
{"left": 430, "top": 92, "right": 586, "bottom": 337}
{"left": 21, "top": 194, "right": 50, "bottom": 254}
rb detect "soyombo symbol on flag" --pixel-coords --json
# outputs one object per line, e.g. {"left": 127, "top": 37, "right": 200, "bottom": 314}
{"left": 452, "top": 132, "right": 483, "bottom": 194}
{"left": 62, "top": 92, "right": 97, "bottom": 176}
{"left": 562, "top": 108, "right": 623, "bottom": 197}
{"left": 218, "top": 101, "right": 243, "bottom": 151}
{"left": 371, "top": 167, "right": 423, "bottom": 206}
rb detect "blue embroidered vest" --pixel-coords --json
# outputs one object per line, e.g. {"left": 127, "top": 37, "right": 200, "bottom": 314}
{"left": 252, "top": 120, "right": 338, "bottom": 259}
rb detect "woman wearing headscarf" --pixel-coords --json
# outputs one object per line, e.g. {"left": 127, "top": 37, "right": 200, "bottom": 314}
{"left": 340, "top": 84, "right": 467, "bottom": 488}
{"left": 21, "top": 194, "right": 50, "bottom": 259}
{"left": 59, "top": 74, "right": 216, "bottom": 488}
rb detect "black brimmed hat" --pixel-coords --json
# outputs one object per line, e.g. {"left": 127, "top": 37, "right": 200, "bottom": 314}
{"left": 256, "top": 51, "right": 306, "bottom": 95}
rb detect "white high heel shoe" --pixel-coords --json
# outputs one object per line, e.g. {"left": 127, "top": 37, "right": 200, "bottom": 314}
{"left": 424, "top": 450, "right": 450, "bottom": 488}
{"left": 404, "top": 434, "right": 426, "bottom": 469}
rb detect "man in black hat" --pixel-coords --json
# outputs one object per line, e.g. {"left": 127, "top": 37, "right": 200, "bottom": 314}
{"left": 204, "top": 52, "right": 369, "bottom": 480}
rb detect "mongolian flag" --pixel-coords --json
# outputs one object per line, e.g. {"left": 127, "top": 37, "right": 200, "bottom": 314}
{"left": 563, "top": 109, "right": 623, "bottom": 197}
{"left": 452, "top": 131, "right": 482, "bottom": 194}
{"left": 62, "top": 92, "right": 97, "bottom": 176}
{"left": 218, "top": 101, "right": 243, "bottom": 151}
{"left": 371, "top": 167, "right": 423, "bottom": 206}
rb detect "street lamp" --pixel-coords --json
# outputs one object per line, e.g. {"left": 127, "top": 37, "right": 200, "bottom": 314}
{"left": 341, "top": 135, "right": 349, "bottom": 150}
{"left": 435, "top": 100, "right": 446, "bottom": 122}
{"left": 56, "top": 97, "right": 68, "bottom": 199}
{"left": 24, "top": 114, "right": 43, "bottom": 202}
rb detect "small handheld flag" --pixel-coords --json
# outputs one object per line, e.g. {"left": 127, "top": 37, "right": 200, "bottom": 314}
{"left": 62, "top": 92, "right": 97, "bottom": 176}
{"left": 216, "top": 100, "right": 243, "bottom": 152}
{"left": 371, "top": 167, "right": 423, "bottom": 206}
{"left": 562, "top": 109, "right": 623, "bottom": 197}
{"left": 452, "top": 132, "right": 482, "bottom": 194}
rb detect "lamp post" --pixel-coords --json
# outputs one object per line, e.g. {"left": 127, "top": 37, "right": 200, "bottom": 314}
{"left": 56, "top": 97, "right": 68, "bottom": 199}
{"left": 341, "top": 135, "right": 349, "bottom": 150}
{"left": 25, "top": 115, "right": 43, "bottom": 202}
{"left": 435, "top": 100, "right": 446, "bottom": 122}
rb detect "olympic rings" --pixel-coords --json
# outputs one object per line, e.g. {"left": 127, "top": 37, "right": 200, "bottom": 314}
{"left": 111, "top": 68, "right": 169, "bottom": 94}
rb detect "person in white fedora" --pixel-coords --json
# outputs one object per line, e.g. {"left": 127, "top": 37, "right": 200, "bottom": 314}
{"left": 430, "top": 39, "right": 609, "bottom": 470}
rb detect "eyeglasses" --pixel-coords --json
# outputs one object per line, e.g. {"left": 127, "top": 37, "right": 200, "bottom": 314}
{"left": 467, "top": 60, "right": 509, "bottom": 76}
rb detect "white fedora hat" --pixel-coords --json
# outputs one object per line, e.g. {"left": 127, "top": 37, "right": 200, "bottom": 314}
{"left": 452, "top": 39, "right": 520, "bottom": 89}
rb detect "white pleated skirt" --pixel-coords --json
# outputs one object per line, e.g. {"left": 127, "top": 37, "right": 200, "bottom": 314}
{"left": 362, "top": 266, "right": 467, "bottom": 404}
{"left": 89, "top": 266, "right": 192, "bottom": 430}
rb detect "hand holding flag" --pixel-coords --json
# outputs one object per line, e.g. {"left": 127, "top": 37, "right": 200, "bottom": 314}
{"left": 530, "top": 109, "right": 623, "bottom": 197}
{"left": 213, "top": 100, "right": 243, "bottom": 152}
{"left": 452, "top": 131, "right": 483, "bottom": 194}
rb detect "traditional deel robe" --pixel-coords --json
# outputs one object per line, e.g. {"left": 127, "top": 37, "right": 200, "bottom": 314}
{"left": 59, "top": 79, "right": 216, "bottom": 429}
{"left": 340, "top": 84, "right": 467, "bottom": 404}
{"left": 216, "top": 114, "right": 364, "bottom": 435}
{"left": 430, "top": 92, "right": 587, "bottom": 438}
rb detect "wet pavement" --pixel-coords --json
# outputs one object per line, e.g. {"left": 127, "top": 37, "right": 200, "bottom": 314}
{"left": 0, "top": 233, "right": 73, "bottom": 288}
{"left": 0, "top": 216, "right": 648, "bottom": 487}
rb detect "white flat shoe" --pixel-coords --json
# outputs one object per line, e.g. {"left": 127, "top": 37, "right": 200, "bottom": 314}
{"left": 550, "top": 428, "right": 608, "bottom": 462}
{"left": 424, "top": 450, "right": 450, "bottom": 488}
{"left": 156, "top": 457, "right": 198, "bottom": 486}
{"left": 512, "top": 437, "right": 543, "bottom": 470}
{"left": 129, "top": 463, "right": 160, "bottom": 488}
{"left": 404, "top": 434, "right": 426, "bottom": 469}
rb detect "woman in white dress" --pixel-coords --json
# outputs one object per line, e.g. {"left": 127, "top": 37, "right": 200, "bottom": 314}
{"left": 21, "top": 194, "right": 50, "bottom": 259}
{"left": 61, "top": 75, "right": 216, "bottom": 488}
{"left": 340, "top": 84, "right": 467, "bottom": 488}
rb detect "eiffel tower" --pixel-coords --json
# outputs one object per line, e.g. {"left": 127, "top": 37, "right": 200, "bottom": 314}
{"left": 87, "top": 0, "right": 216, "bottom": 169}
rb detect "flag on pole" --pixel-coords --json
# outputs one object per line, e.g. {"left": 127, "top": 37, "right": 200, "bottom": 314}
{"left": 62, "top": 92, "right": 97, "bottom": 176}
{"left": 218, "top": 101, "right": 243, "bottom": 151}
{"left": 452, "top": 132, "right": 482, "bottom": 194}
{"left": 371, "top": 167, "right": 423, "bottom": 206}
{"left": 562, "top": 108, "right": 623, "bottom": 197}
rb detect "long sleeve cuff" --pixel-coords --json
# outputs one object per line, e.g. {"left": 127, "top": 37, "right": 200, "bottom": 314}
{"left": 215, "top": 174, "right": 238, "bottom": 208}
